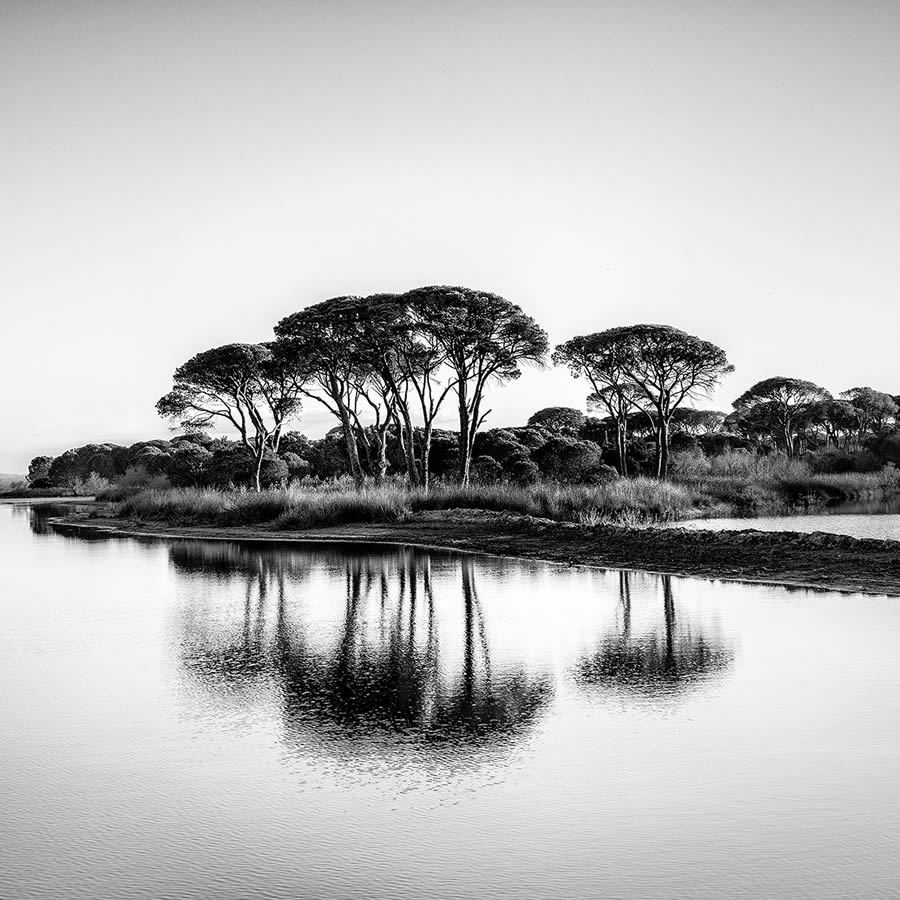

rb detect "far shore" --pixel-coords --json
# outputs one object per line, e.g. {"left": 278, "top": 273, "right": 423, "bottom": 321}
{"left": 47, "top": 506, "right": 900, "bottom": 597}
{"left": 0, "top": 495, "right": 95, "bottom": 505}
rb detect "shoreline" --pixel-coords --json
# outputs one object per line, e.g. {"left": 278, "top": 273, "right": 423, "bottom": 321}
{"left": 49, "top": 508, "right": 900, "bottom": 597}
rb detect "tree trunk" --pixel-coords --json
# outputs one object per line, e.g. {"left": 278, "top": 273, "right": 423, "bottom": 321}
{"left": 656, "top": 416, "right": 670, "bottom": 479}
{"left": 422, "top": 421, "right": 434, "bottom": 493}
{"left": 399, "top": 411, "right": 419, "bottom": 487}
{"left": 616, "top": 418, "right": 628, "bottom": 477}
{"left": 253, "top": 447, "right": 264, "bottom": 492}
{"left": 373, "top": 429, "right": 389, "bottom": 485}
{"left": 457, "top": 386, "right": 471, "bottom": 485}
{"left": 339, "top": 407, "right": 365, "bottom": 487}
{"left": 783, "top": 421, "right": 794, "bottom": 459}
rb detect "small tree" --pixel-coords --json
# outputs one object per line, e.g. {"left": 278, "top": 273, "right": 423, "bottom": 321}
{"left": 733, "top": 377, "right": 831, "bottom": 459}
{"left": 157, "top": 343, "right": 304, "bottom": 491}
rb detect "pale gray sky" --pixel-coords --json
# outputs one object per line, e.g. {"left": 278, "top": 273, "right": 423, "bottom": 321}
{"left": 2, "top": 0, "right": 898, "bottom": 472}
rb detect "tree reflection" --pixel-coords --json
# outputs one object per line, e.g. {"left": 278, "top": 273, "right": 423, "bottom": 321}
{"left": 276, "top": 554, "right": 551, "bottom": 748}
{"left": 577, "top": 572, "right": 732, "bottom": 697}
{"left": 17, "top": 503, "right": 95, "bottom": 536}
{"left": 171, "top": 543, "right": 551, "bottom": 754}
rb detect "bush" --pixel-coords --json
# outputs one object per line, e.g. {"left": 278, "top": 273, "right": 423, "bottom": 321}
{"left": 670, "top": 448, "right": 711, "bottom": 478}
{"left": 471, "top": 455, "right": 503, "bottom": 484}
{"left": 96, "top": 466, "right": 171, "bottom": 501}
{"left": 72, "top": 472, "right": 111, "bottom": 496}
{"left": 506, "top": 455, "right": 540, "bottom": 486}
{"left": 807, "top": 448, "right": 881, "bottom": 474}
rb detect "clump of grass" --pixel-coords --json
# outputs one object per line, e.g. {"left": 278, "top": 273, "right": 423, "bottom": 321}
{"left": 273, "top": 489, "right": 410, "bottom": 529}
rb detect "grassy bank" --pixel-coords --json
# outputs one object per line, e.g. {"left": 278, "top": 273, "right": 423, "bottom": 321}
{"left": 111, "top": 465, "right": 900, "bottom": 532}
{"left": 675, "top": 468, "right": 900, "bottom": 514}
{"left": 0, "top": 486, "right": 77, "bottom": 500}
{"left": 118, "top": 480, "right": 699, "bottom": 529}
{"left": 112, "top": 467, "right": 899, "bottom": 531}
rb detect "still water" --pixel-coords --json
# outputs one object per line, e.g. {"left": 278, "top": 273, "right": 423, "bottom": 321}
{"left": 673, "top": 499, "right": 900, "bottom": 541}
{"left": 1, "top": 503, "right": 899, "bottom": 899}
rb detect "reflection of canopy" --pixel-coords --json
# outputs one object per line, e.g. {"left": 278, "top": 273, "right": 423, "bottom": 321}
{"left": 27, "top": 503, "right": 101, "bottom": 537}
{"left": 174, "top": 542, "right": 552, "bottom": 756}
{"left": 577, "top": 572, "right": 731, "bottom": 697}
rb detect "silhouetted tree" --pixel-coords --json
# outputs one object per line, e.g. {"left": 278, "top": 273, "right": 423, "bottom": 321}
{"left": 527, "top": 406, "right": 585, "bottom": 434}
{"left": 841, "top": 387, "right": 898, "bottom": 445}
{"left": 274, "top": 297, "right": 388, "bottom": 487}
{"left": 732, "top": 377, "right": 830, "bottom": 458}
{"left": 404, "top": 286, "right": 548, "bottom": 484}
{"left": 559, "top": 326, "right": 732, "bottom": 478}
{"left": 552, "top": 333, "right": 642, "bottom": 476}
{"left": 27, "top": 455, "right": 54, "bottom": 486}
{"left": 669, "top": 408, "right": 726, "bottom": 437}
{"left": 156, "top": 342, "right": 304, "bottom": 490}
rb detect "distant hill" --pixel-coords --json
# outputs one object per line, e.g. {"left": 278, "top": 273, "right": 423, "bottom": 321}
{"left": 0, "top": 473, "right": 25, "bottom": 488}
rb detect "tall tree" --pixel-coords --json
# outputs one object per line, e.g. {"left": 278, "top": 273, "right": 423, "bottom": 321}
{"left": 804, "top": 398, "right": 857, "bottom": 448}
{"left": 385, "top": 293, "right": 459, "bottom": 490}
{"left": 732, "top": 377, "right": 830, "bottom": 458}
{"left": 553, "top": 333, "right": 641, "bottom": 475}
{"left": 157, "top": 343, "right": 304, "bottom": 490}
{"left": 405, "top": 286, "right": 548, "bottom": 484}
{"left": 840, "top": 387, "right": 898, "bottom": 445}
{"left": 274, "top": 297, "right": 394, "bottom": 487}
{"left": 558, "top": 325, "right": 733, "bottom": 478}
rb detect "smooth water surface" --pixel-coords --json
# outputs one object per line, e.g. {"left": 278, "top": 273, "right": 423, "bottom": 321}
{"left": 1, "top": 503, "right": 899, "bottom": 898}
{"left": 673, "top": 499, "right": 900, "bottom": 541}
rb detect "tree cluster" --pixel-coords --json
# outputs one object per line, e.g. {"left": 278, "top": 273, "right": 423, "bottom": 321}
{"left": 25, "top": 286, "right": 900, "bottom": 490}
{"left": 727, "top": 378, "right": 900, "bottom": 466}
{"left": 157, "top": 287, "right": 548, "bottom": 490}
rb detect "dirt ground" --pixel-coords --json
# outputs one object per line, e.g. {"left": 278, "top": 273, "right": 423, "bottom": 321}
{"left": 50, "top": 507, "right": 900, "bottom": 596}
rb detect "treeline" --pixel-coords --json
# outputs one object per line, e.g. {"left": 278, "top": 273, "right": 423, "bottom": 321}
{"left": 24, "top": 285, "right": 900, "bottom": 493}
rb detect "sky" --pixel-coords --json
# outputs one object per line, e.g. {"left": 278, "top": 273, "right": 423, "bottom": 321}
{"left": 2, "top": 0, "right": 898, "bottom": 472}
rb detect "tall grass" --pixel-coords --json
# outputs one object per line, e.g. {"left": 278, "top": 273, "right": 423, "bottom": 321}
{"left": 676, "top": 464, "right": 899, "bottom": 511}
{"left": 119, "top": 479, "right": 698, "bottom": 530}
{"left": 115, "top": 462, "right": 900, "bottom": 531}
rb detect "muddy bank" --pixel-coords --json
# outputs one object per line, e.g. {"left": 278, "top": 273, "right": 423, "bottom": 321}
{"left": 48, "top": 507, "right": 900, "bottom": 596}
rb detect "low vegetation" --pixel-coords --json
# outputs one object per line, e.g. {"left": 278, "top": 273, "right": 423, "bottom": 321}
{"left": 112, "top": 460, "right": 900, "bottom": 532}
{"left": 118, "top": 479, "right": 699, "bottom": 529}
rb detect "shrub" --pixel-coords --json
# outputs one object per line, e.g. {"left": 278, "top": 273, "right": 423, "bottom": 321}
{"left": 96, "top": 466, "right": 171, "bottom": 501}
{"left": 471, "top": 455, "right": 503, "bottom": 484}
{"left": 670, "top": 448, "right": 711, "bottom": 478}
{"left": 73, "top": 472, "right": 111, "bottom": 496}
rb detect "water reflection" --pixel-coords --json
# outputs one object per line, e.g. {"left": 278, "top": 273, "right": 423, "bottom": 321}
{"left": 11, "top": 503, "right": 114, "bottom": 542}
{"left": 577, "top": 571, "right": 731, "bottom": 698}
{"left": 171, "top": 542, "right": 552, "bottom": 755}
{"left": 12, "top": 503, "right": 79, "bottom": 535}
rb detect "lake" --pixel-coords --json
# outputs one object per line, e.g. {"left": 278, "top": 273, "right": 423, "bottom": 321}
{"left": 2, "top": 503, "right": 899, "bottom": 899}
{"left": 673, "top": 498, "right": 900, "bottom": 541}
